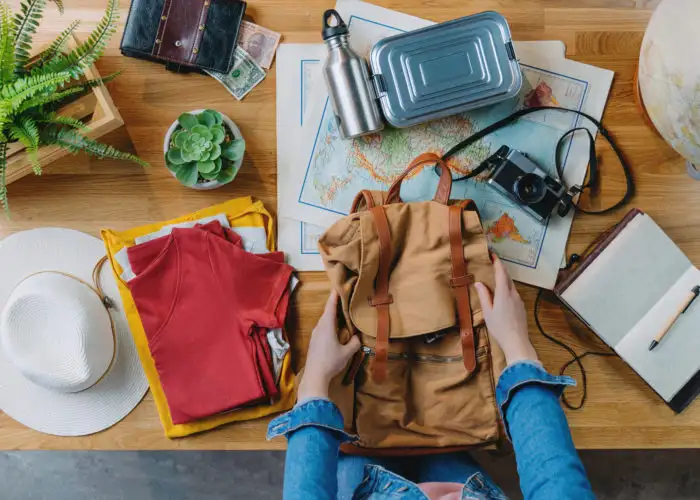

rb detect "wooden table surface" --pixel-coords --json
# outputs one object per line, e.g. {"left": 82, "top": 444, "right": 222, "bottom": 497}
{"left": 3, "top": 0, "right": 699, "bottom": 450}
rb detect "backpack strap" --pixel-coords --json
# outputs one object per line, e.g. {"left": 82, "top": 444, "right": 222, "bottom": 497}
{"left": 350, "top": 190, "right": 376, "bottom": 213}
{"left": 449, "top": 201, "right": 477, "bottom": 373}
{"left": 385, "top": 153, "right": 452, "bottom": 205}
{"left": 369, "top": 205, "right": 393, "bottom": 383}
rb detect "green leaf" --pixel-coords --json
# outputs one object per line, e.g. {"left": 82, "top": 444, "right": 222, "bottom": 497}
{"left": 38, "top": 0, "right": 118, "bottom": 80}
{"left": 14, "top": 72, "right": 119, "bottom": 116}
{"left": 181, "top": 146, "right": 198, "bottom": 163}
{"left": 201, "top": 166, "right": 221, "bottom": 180}
{"left": 181, "top": 135, "right": 195, "bottom": 150}
{"left": 200, "top": 171, "right": 218, "bottom": 180}
{"left": 0, "top": 71, "right": 72, "bottom": 115}
{"left": 173, "top": 130, "right": 187, "bottom": 149}
{"left": 16, "top": 85, "right": 83, "bottom": 114}
{"left": 201, "top": 157, "right": 222, "bottom": 179}
{"left": 166, "top": 147, "right": 186, "bottom": 165}
{"left": 216, "top": 165, "right": 238, "bottom": 184}
{"left": 191, "top": 124, "right": 212, "bottom": 140}
{"left": 42, "top": 127, "right": 149, "bottom": 168}
{"left": 208, "top": 142, "right": 221, "bottom": 161}
{"left": 36, "top": 112, "right": 89, "bottom": 131}
{"left": 205, "top": 109, "right": 223, "bottom": 125}
{"left": 210, "top": 124, "right": 225, "bottom": 144}
{"left": 0, "top": 142, "right": 8, "bottom": 215}
{"left": 37, "top": 20, "right": 79, "bottom": 66}
{"left": 198, "top": 110, "right": 216, "bottom": 127}
{"left": 221, "top": 139, "right": 245, "bottom": 161}
{"left": 13, "top": 0, "right": 49, "bottom": 74}
{"left": 74, "top": 71, "right": 121, "bottom": 90}
{"left": 0, "top": 3, "right": 16, "bottom": 84}
{"left": 197, "top": 160, "right": 216, "bottom": 174}
{"left": 175, "top": 162, "right": 199, "bottom": 187}
{"left": 9, "top": 116, "right": 41, "bottom": 174}
{"left": 50, "top": 0, "right": 64, "bottom": 14}
{"left": 178, "top": 113, "right": 199, "bottom": 131}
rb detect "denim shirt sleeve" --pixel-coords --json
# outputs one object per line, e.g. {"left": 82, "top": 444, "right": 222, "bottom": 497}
{"left": 496, "top": 361, "right": 595, "bottom": 500}
{"left": 267, "top": 398, "right": 355, "bottom": 500}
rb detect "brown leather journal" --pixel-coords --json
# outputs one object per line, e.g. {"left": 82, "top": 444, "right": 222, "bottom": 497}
{"left": 555, "top": 209, "right": 700, "bottom": 413}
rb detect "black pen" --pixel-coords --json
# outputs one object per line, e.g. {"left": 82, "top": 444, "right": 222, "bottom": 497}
{"left": 649, "top": 285, "right": 700, "bottom": 351}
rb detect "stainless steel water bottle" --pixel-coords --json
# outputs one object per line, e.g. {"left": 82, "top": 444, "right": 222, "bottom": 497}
{"left": 322, "top": 9, "right": 384, "bottom": 139}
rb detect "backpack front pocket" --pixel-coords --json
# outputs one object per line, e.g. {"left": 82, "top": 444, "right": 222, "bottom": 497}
{"left": 353, "top": 327, "right": 501, "bottom": 449}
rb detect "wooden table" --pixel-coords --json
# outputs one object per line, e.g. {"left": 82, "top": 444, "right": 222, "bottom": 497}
{"left": 2, "top": 0, "right": 698, "bottom": 450}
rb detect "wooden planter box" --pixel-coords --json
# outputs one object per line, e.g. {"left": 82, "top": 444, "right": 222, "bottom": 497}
{"left": 6, "top": 35, "right": 124, "bottom": 185}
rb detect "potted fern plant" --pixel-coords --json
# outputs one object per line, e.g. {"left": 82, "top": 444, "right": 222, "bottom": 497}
{"left": 0, "top": 0, "right": 147, "bottom": 213}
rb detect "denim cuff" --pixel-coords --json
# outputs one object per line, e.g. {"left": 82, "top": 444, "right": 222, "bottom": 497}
{"left": 496, "top": 361, "right": 576, "bottom": 441}
{"left": 266, "top": 397, "right": 357, "bottom": 442}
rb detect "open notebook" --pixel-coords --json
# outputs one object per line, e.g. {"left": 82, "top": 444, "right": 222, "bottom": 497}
{"left": 555, "top": 209, "right": 700, "bottom": 412}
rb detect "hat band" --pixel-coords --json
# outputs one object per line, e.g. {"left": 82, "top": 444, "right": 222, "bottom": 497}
{"left": 6, "top": 256, "right": 117, "bottom": 393}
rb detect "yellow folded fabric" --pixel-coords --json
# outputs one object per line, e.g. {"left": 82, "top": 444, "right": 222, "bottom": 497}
{"left": 101, "top": 197, "right": 296, "bottom": 438}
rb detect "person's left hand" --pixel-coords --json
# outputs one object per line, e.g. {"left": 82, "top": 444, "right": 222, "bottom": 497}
{"left": 298, "top": 290, "right": 361, "bottom": 401}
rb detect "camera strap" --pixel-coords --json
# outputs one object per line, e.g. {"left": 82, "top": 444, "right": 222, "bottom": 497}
{"left": 441, "top": 105, "right": 635, "bottom": 215}
{"left": 441, "top": 106, "right": 636, "bottom": 410}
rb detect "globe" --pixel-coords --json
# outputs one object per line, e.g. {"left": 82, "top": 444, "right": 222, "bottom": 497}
{"left": 638, "top": 0, "right": 700, "bottom": 171}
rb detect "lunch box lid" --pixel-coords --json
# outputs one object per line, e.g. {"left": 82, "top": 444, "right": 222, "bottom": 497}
{"left": 369, "top": 12, "right": 522, "bottom": 128}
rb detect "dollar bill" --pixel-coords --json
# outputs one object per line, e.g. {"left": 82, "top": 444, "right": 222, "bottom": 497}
{"left": 206, "top": 47, "right": 266, "bottom": 101}
{"left": 237, "top": 20, "right": 281, "bottom": 69}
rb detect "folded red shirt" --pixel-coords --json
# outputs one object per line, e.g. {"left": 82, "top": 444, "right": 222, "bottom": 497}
{"left": 126, "top": 221, "right": 293, "bottom": 424}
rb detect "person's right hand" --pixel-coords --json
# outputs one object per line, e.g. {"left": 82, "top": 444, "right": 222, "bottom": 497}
{"left": 475, "top": 255, "right": 539, "bottom": 366}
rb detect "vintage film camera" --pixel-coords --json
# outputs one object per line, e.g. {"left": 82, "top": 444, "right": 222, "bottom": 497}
{"left": 482, "top": 145, "right": 576, "bottom": 222}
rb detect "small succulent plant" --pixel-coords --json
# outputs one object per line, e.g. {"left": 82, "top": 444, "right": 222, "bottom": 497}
{"left": 165, "top": 109, "right": 245, "bottom": 187}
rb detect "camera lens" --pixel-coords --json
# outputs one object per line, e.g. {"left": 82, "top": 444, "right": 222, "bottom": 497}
{"left": 514, "top": 173, "right": 546, "bottom": 205}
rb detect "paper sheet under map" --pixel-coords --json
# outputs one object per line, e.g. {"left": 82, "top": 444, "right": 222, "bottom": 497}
{"left": 278, "top": 0, "right": 613, "bottom": 288}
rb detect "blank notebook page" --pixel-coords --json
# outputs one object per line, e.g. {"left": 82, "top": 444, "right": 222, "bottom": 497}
{"left": 560, "top": 213, "right": 698, "bottom": 402}
{"left": 560, "top": 214, "right": 691, "bottom": 347}
{"left": 616, "top": 266, "right": 700, "bottom": 401}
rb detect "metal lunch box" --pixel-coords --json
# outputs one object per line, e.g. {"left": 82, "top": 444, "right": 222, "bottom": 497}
{"left": 368, "top": 11, "right": 522, "bottom": 128}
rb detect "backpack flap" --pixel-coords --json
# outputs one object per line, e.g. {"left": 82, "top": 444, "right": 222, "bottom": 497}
{"left": 350, "top": 202, "right": 462, "bottom": 338}
{"left": 348, "top": 202, "right": 494, "bottom": 376}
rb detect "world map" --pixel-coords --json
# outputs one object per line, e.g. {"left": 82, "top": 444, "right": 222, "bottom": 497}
{"left": 310, "top": 112, "right": 491, "bottom": 207}
{"left": 299, "top": 65, "right": 586, "bottom": 268}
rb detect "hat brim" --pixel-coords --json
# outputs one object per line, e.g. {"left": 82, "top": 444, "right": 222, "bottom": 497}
{"left": 0, "top": 228, "right": 148, "bottom": 436}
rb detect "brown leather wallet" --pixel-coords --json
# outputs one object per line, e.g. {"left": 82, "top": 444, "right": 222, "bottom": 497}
{"left": 120, "top": 0, "right": 247, "bottom": 74}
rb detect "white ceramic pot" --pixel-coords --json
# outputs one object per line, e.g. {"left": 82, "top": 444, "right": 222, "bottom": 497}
{"left": 163, "top": 109, "right": 244, "bottom": 190}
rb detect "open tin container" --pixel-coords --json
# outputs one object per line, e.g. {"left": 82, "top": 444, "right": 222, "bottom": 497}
{"left": 368, "top": 12, "right": 522, "bottom": 128}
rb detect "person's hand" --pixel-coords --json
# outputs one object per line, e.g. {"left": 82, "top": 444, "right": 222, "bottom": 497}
{"left": 298, "top": 290, "right": 361, "bottom": 401}
{"left": 475, "top": 255, "right": 538, "bottom": 366}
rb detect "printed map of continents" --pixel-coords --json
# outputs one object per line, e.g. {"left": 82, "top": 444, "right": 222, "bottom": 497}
{"left": 299, "top": 67, "right": 585, "bottom": 267}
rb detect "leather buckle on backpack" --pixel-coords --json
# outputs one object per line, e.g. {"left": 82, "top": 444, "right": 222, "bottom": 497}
{"left": 369, "top": 294, "right": 394, "bottom": 306}
{"left": 450, "top": 274, "right": 474, "bottom": 288}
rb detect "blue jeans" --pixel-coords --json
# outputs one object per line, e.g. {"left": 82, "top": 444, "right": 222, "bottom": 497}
{"left": 268, "top": 361, "right": 595, "bottom": 500}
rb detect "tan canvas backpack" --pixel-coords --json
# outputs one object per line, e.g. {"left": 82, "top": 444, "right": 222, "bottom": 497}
{"left": 319, "top": 152, "right": 507, "bottom": 454}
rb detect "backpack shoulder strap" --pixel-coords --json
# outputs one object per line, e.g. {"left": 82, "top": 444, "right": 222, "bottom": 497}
{"left": 449, "top": 201, "right": 478, "bottom": 373}
{"left": 368, "top": 205, "right": 393, "bottom": 383}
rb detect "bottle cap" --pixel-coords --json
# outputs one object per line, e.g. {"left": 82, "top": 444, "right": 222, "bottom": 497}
{"left": 322, "top": 9, "right": 348, "bottom": 40}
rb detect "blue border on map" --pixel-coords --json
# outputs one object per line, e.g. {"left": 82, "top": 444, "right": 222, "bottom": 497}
{"left": 300, "top": 59, "right": 320, "bottom": 127}
{"left": 299, "top": 59, "right": 322, "bottom": 255}
{"left": 296, "top": 16, "right": 590, "bottom": 269}
{"left": 300, "top": 222, "right": 319, "bottom": 254}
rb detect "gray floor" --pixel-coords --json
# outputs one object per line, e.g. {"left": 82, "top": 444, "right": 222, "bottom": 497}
{"left": 2, "top": 450, "right": 699, "bottom": 499}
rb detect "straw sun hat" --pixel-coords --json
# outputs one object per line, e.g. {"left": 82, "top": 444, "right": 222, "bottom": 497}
{"left": 0, "top": 228, "right": 148, "bottom": 436}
